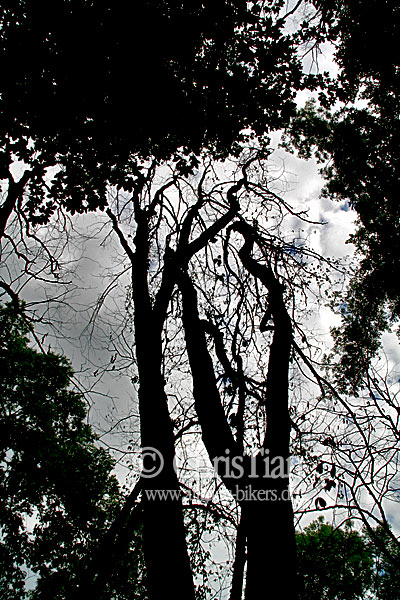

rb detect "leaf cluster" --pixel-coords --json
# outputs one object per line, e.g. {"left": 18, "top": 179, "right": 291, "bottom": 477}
{"left": 283, "top": 0, "right": 400, "bottom": 389}
{"left": 297, "top": 518, "right": 400, "bottom": 600}
{"left": 0, "top": 303, "right": 143, "bottom": 599}
{"left": 0, "top": 0, "right": 304, "bottom": 216}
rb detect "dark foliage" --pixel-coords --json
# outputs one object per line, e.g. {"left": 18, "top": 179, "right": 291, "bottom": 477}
{"left": 285, "top": 0, "right": 400, "bottom": 389}
{"left": 0, "top": 0, "right": 305, "bottom": 217}
{"left": 0, "top": 303, "right": 145, "bottom": 599}
{"left": 297, "top": 518, "right": 400, "bottom": 600}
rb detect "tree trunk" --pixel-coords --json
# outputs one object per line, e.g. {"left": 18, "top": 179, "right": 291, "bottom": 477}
{"left": 138, "top": 363, "right": 195, "bottom": 600}
{"left": 244, "top": 492, "right": 297, "bottom": 599}
{"left": 134, "top": 314, "right": 195, "bottom": 600}
{"left": 108, "top": 207, "right": 195, "bottom": 600}
{"left": 229, "top": 512, "right": 247, "bottom": 600}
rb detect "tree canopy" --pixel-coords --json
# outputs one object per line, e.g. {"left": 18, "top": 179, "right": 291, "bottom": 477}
{"left": 0, "top": 303, "right": 145, "bottom": 599}
{"left": 297, "top": 518, "right": 400, "bottom": 600}
{"left": 285, "top": 0, "right": 400, "bottom": 390}
{"left": 0, "top": 0, "right": 308, "bottom": 218}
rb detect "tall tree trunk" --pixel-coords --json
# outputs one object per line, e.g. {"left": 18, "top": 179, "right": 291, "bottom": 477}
{"left": 108, "top": 207, "right": 195, "bottom": 600}
{"left": 244, "top": 494, "right": 297, "bottom": 599}
{"left": 229, "top": 512, "right": 247, "bottom": 600}
{"left": 137, "top": 330, "right": 195, "bottom": 600}
{"left": 236, "top": 221, "right": 297, "bottom": 599}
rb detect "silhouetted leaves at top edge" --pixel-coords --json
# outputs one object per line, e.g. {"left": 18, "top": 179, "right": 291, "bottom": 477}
{"left": 0, "top": 0, "right": 306, "bottom": 217}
